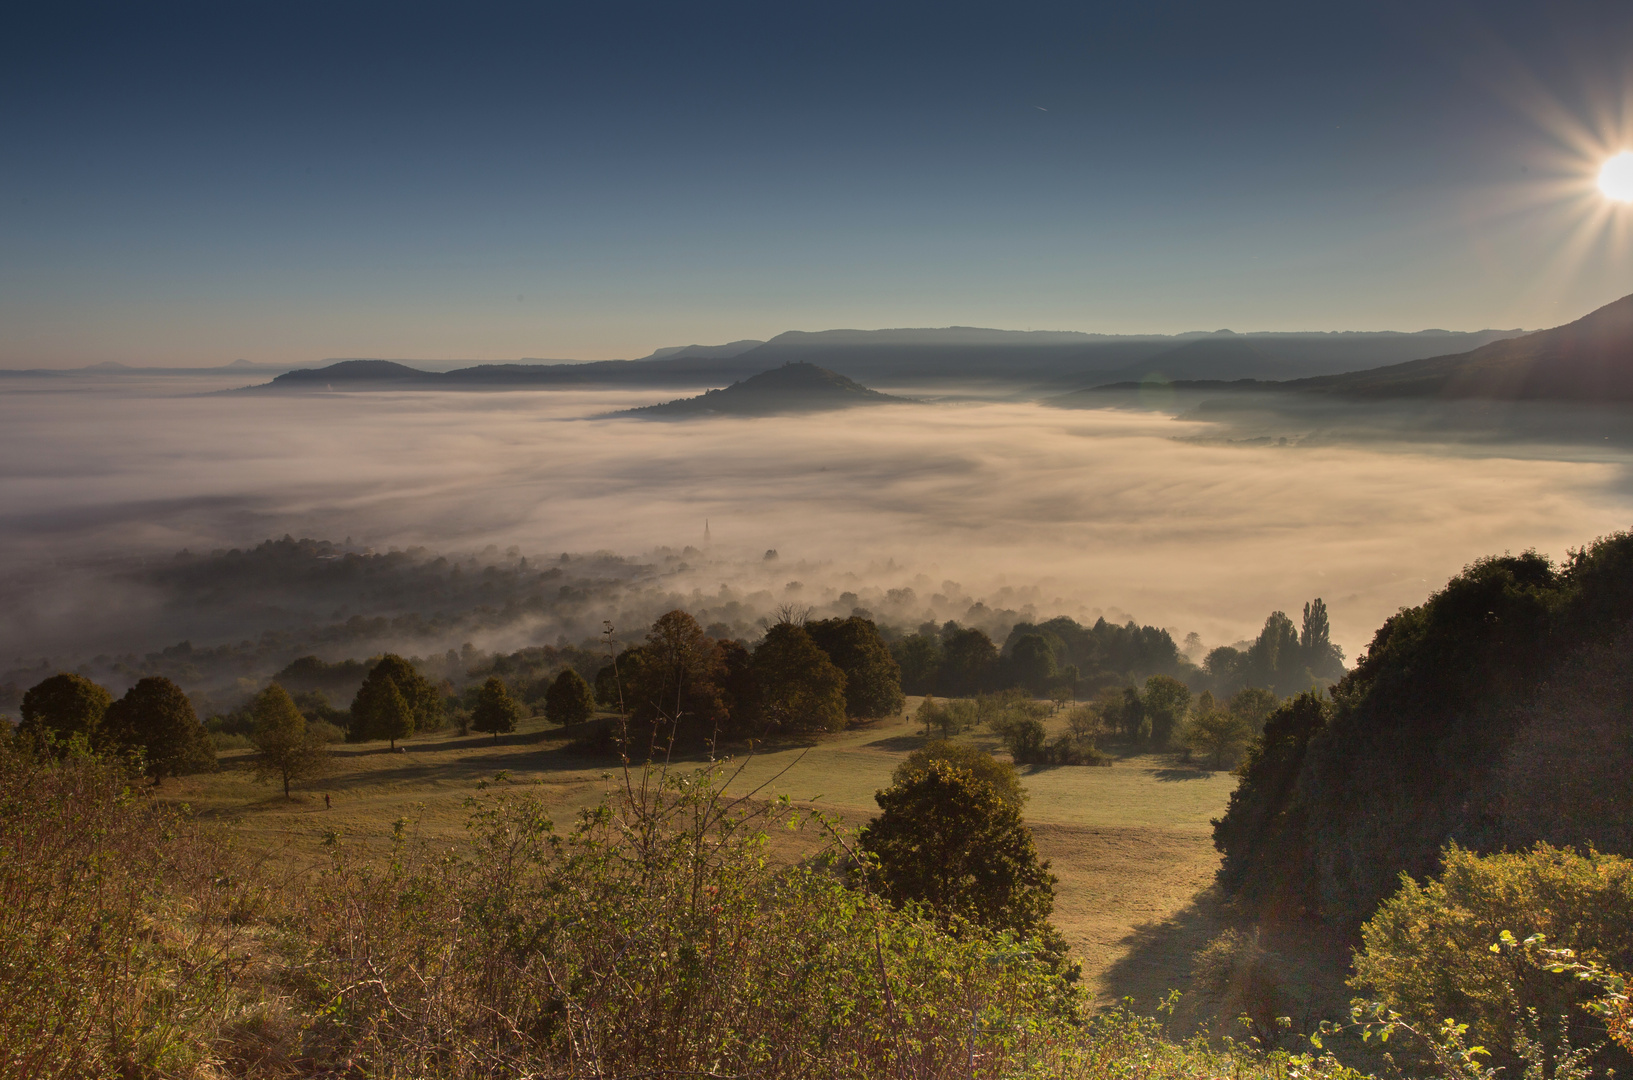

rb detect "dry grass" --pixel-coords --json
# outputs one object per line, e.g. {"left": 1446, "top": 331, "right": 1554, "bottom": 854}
{"left": 171, "top": 699, "right": 1241, "bottom": 1004}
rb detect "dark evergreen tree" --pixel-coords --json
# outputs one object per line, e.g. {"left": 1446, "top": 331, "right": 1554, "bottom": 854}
{"left": 349, "top": 655, "right": 440, "bottom": 744}
{"left": 543, "top": 668, "right": 596, "bottom": 727}
{"left": 471, "top": 676, "right": 523, "bottom": 741}
{"left": 19, "top": 673, "right": 113, "bottom": 749}
{"left": 103, "top": 676, "right": 216, "bottom": 781}
{"left": 860, "top": 762, "right": 1060, "bottom": 947}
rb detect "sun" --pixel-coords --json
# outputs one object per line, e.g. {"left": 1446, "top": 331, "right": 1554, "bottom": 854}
{"left": 1598, "top": 151, "right": 1633, "bottom": 202}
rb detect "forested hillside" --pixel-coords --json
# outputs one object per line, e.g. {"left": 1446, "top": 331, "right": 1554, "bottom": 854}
{"left": 1215, "top": 532, "right": 1633, "bottom": 926}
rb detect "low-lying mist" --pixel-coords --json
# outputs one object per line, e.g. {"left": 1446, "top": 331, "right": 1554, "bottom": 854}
{"left": 4, "top": 371, "right": 1632, "bottom": 699}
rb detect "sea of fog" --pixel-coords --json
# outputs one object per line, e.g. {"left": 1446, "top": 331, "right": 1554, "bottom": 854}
{"left": 4, "top": 371, "right": 1633, "bottom": 664}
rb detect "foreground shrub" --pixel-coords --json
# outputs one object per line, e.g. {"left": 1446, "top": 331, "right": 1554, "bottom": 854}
{"left": 294, "top": 762, "right": 1076, "bottom": 1077}
{"left": 0, "top": 740, "right": 268, "bottom": 1079}
{"left": 1, "top": 738, "right": 1380, "bottom": 1079}
{"left": 1352, "top": 842, "right": 1633, "bottom": 1075}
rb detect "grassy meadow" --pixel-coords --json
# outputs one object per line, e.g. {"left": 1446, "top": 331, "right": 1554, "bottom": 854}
{"left": 173, "top": 698, "right": 1238, "bottom": 1006}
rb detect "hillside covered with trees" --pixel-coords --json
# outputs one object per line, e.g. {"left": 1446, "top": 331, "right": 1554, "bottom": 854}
{"left": 1215, "top": 532, "right": 1633, "bottom": 927}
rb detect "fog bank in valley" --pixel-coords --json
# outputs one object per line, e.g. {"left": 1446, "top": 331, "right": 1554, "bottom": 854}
{"left": 3, "top": 372, "right": 1631, "bottom": 683}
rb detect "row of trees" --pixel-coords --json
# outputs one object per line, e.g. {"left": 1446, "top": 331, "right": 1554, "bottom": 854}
{"left": 888, "top": 600, "right": 1343, "bottom": 703}
{"left": 1203, "top": 599, "right": 1346, "bottom": 697}
{"left": 1087, "top": 678, "right": 1278, "bottom": 761}
{"left": 15, "top": 653, "right": 596, "bottom": 797}
{"left": 18, "top": 670, "right": 338, "bottom": 797}
{"left": 594, "top": 610, "right": 904, "bottom": 740}
{"left": 892, "top": 616, "right": 1185, "bottom": 699}
{"left": 912, "top": 678, "right": 1278, "bottom": 770}
{"left": 18, "top": 672, "right": 216, "bottom": 781}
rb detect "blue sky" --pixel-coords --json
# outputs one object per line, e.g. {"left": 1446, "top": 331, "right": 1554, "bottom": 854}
{"left": 5, "top": 0, "right": 1633, "bottom": 365}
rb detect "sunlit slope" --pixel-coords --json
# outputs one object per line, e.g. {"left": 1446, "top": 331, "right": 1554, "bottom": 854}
{"left": 172, "top": 703, "right": 1234, "bottom": 993}
{"left": 713, "top": 713, "right": 1235, "bottom": 829}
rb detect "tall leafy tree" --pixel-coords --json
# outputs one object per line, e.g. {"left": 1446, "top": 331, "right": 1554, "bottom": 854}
{"left": 19, "top": 673, "right": 112, "bottom": 749}
{"left": 250, "top": 683, "right": 328, "bottom": 798}
{"left": 543, "top": 668, "right": 597, "bottom": 727}
{"left": 352, "top": 672, "right": 416, "bottom": 748}
{"left": 1183, "top": 709, "right": 1254, "bottom": 770}
{"left": 1142, "top": 675, "right": 1192, "bottom": 749}
{"left": 890, "top": 632, "right": 942, "bottom": 695}
{"left": 1227, "top": 686, "right": 1279, "bottom": 731}
{"left": 805, "top": 616, "right": 905, "bottom": 718}
{"left": 751, "top": 622, "right": 847, "bottom": 733}
{"left": 103, "top": 677, "right": 216, "bottom": 781}
{"left": 471, "top": 676, "right": 523, "bottom": 741}
{"left": 1299, "top": 597, "right": 1346, "bottom": 679}
{"left": 939, "top": 626, "right": 998, "bottom": 695}
{"left": 624, "top": 610, "right": 727, "bottom": 731}
{"left": 1243, "top": 611, "right": 1300, "bottom": 693}
{"left": 1112, "top": 685, "right": 1146, "bottom": 740}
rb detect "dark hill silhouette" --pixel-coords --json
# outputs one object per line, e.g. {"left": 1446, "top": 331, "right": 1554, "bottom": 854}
{"left": 1065, "top": 294, "right": 1633, "bottom": 403}
{"left": 245, "top": 326, "right": 1520, "bottom": 393}
{"left": 255, "top": 354, "right": 769, "bottom": 391}
{"left": 269, "top": 359, "right": 435, "bottom": 386}
{"left": 1280, "top": 292, "right": 1633, "bottom": 399}
{"left": 623, "top": 363, "right": 908, "bottom": 417}
{"left": 733, "top": 326, "right": 1518, "bottom": 385}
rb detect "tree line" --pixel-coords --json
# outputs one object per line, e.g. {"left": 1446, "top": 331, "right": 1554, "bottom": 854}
{"left": 17, "top": 672, "right": 216, "bottom": 782}
{"left": 592, "top": 609, "right": 904, "bottom": 743}
{"left": 887, "top": 602, "right": 1345, "bottom": 703}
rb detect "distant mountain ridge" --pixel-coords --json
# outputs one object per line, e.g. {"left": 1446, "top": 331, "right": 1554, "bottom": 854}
{"left": 1283, "top": 293, "right": 1633, "bottom": 399}
{"left": 623, "top": 363, "right": 908, "bottom": 417}
{"left": 1057, "top": 292, "right": 1633, "bottom": 403}
{"left": 250, "top": 324, "right": 1523, "bottom": 394}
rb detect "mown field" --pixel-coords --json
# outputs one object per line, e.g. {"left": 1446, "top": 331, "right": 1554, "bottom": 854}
{"left": 173, "top": 699, "right": 1239, "bottom": 1005}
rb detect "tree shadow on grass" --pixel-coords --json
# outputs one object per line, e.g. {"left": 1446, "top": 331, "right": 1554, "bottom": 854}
{"left": 1099, "top": 886, "right": 1228, "bottom": 1023}
{"left": 862, "top": 733, "right": 927, "bottom": 752}
{"left": 1100, "top": 886, "right": 1358, "bottom": 1043}
{"left": 1150, "top": 767, "right": 1217, "bottom": 782}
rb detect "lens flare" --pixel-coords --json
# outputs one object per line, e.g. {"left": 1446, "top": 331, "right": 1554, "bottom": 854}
{"left": 1598, "top": 152, "right": 1633, "bottom": 201}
